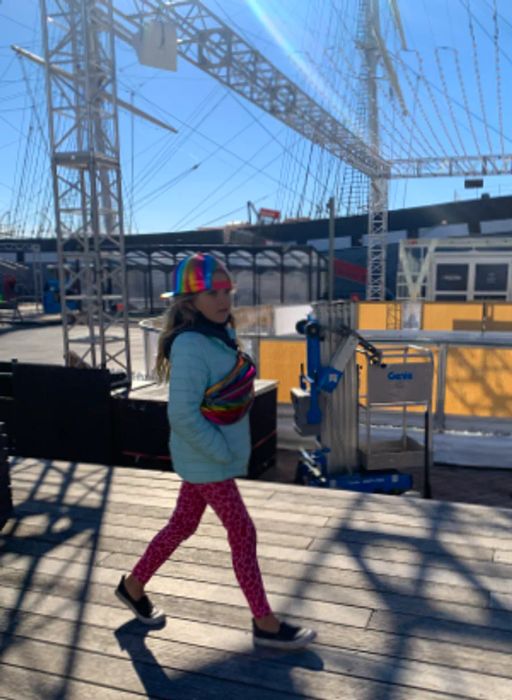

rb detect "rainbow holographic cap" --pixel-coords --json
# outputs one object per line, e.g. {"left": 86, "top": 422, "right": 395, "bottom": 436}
{"left": 161, "top": 253, "right": 232, "bottom": 298}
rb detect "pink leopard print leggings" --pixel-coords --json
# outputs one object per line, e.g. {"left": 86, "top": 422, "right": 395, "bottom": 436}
{"left": 131, "top": 479, "right": 272, "bottom": 618}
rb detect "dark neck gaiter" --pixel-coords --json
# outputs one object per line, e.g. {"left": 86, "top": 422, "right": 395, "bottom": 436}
{"left": 164, "top": 311, "right": 237, "bottom": 358}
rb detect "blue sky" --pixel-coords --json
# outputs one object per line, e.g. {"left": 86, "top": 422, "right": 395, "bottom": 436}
{"left": 1, "top": 0, "right": 511, "bottom": 236}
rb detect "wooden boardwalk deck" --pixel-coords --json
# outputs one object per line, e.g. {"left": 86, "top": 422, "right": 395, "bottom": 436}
{"left": 1, "top": 459, "right": 512, "bottom": 700}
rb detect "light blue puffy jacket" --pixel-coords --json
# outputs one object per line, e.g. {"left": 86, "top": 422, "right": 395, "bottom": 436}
{"left": 167, "top": 331, "right": 251, "bottom": 483}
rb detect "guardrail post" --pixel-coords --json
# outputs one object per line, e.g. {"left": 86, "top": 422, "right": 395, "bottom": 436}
{"left": 0, "top": 422, "right": 13, "bottom": 530}
{"left": 434, "top": 344, "right": 448, "bottom": 432}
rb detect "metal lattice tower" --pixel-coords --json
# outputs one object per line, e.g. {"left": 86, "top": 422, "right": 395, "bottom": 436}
{"left": 361, "top": 0, "right": 390, "bottom": 300}
{"left": 367, "top": 176, "right": 389, "bottom": 299}
{"left": 40, "top": 0, "right": 131, "bottom": 379}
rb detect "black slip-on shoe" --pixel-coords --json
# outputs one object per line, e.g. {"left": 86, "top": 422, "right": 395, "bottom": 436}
{"left": 253, "top": 619, "right": 316, "bottom": 650}
{"left": 115, "top": 575, "right": 166, "bottom": 626}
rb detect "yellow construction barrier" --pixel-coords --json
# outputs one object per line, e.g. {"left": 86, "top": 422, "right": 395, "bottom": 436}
{"left": 357, "top": 302, "right": 397, "bottom": 330}
{"left": 257, "top": 301, "right": 512, "bottom": 427}
{"left": 422, "top": 302, "right": 483, "bottom": 332}
{"left": 445, "top": 346, "right": 512, "bottom": 418}
{"left": 356, "top": 300, "right": 512, "bottom": 333}
{"left": 259, "top": 338, "right": 306, "bottom": 404}
{"left": 258, "top": 334, "right": 512, "bottom": 422}
{"left": 259, "top": 337, "right": 441, "bottom": 410}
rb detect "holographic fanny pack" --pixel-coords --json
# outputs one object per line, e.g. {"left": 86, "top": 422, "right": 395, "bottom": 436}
{"left": 200, "top": 352, "right": 256, "bottom": 425}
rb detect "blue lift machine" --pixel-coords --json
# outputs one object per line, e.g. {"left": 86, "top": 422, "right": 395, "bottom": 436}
{"left": 291, "top": 315, "right": 424, "bottom": 495}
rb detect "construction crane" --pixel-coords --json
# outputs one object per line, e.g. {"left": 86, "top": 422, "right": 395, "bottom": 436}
{"left": 247, "top": 201, "right": 280, "bottom": 226}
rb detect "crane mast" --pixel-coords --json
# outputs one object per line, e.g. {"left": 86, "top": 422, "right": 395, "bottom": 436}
{"left": 362, "top": 0, "right": 405, "bottom": 300}
{"left": 40, "top": 0, "right": 131, "bottom": 378}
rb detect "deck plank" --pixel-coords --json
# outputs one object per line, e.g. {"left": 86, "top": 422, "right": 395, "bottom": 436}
{"left": 14, "top": 484, "right": 512, "bottom": 552}
{"left": 1, "top": 532, "right": 500, "bottom": 606}
{"left": 5, "top": 513, "right": 512, "bottom": 590}
{"left": 2, "top": 458, "right": 512, "bottom": 699}
{"left": 2, "top": 583, "right": 512, "bottom": 678}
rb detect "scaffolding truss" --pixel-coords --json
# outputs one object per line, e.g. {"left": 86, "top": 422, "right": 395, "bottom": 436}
{"left": 40, "top": 0, "right": 131, "bottom": 377}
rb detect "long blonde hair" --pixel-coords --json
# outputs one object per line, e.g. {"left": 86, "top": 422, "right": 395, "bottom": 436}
{"left": 154, "top": 295, "right": 237, "bottom": 383}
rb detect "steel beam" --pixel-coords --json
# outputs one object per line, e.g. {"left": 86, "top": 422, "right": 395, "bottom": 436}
{"left": 108, "top": 0, "right": 389, "bottom": 179}
{"left": 389, "top": 154, "right": 512, "bottom": 178}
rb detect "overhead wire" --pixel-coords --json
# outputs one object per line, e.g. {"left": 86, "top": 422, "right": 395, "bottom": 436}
{"left": 363, "top": 77, "right": 426, "bottom": 159}
{"left": 174, "top": 145, "right": 298, "bottom": 230}
{"left": 462, "top": 0, "right": 494, "bottom": 152}
{"left": 381, "top": 1, "right": 512, "bottom": 165}
{"left": 15, "top": 54, "right": 50, "bottom": 237}
{"left": 171, "top": 93, "right": 322, "bottom": 231}
{"left": 274, "top": 0, "right": 335, "bottom": 216}
{"left": 132, "top": 83, "right": 224, "bottom": 164}
{"left": 326, "top": 1, "right": 370, "bottom": 131}
{"left": 128, "top": 87, "right": 314, "bottom": 206}
{"left": 132, "top": 113, "right": 281, "bottom": 223}
{"left": 229, "top": 90, "right": 336, "bottom": 212}
{"left": 308, "top": 146, "right": 327, "bottom": 217}
{"left": 11, "top": 125, "right": 35, "bottom": 236}
{"left": 400, "top": 73, "right": 421, "bottom": 208}
{"left": 275, "top": 131, "right": 292, "bottom": 213}
{"left": 434, "top": 48, "right": 468, "bottom": 156}
{"left": 394, "top": 45, "right": 512, "bottom": 151}
{"left": 139, "top": 113, "right": 275, "bottom": 221}
{"left": 282, "top": 136, "right": 307, "bottom": 217}
{"left": 325, "top": 0, "right": 376, "bottom": 215}
{"left": 298, "top": 0, "right": 362, "bottom": 216}
{"left": 199, "top": 191, "right": 275, "bottom": 230}
{"left": 132, "top": 163, "right": 202, "bottom": 216}
{"left": 120, "top": 68, "right": 320, "bottom": 230}
{"left": 117, "top": 83, "right": 229, "bottom": 210}
{"left": 394, "top": 51, "right": 465, "bottom": 157}
{"left": 172, "top": 105, "right": 324, "bottom": 227}
{"left": 390, "top": 38, "right": 512, "bottom": 149}
{"left": 448, "top": 47, "right": 481, "bottom": 154}
{"left": 126, "top": 90, "right": 136, "bottom": 234}
{"left": 121, "top": 83, "right": 228, "bottom": 208}
{"left": 168, "top": 108, "right": 291, "bottom": 228}
{"left": 492, "top": 0, "right": 505, "bottom": 155}
{"left": 462, "top": 0, "right": 512, "bottom": 67}
{"left": 309, "top": 23, "right": 337, "bottom": 209}
{"left": 170, "top": 128, "right": 294, "bottom": 231}
{"left": 299, "top": 0, "right": 333, "bottom": 213}
{"left": 34, "top": 186, "right": 53, "bottom": 237}
{"left": 0, "top": 55, "right": 15, "bottom": 84}
{"left": 405, "top": 49, "right": 454, "bottom": 158}
{"left": 347, "top": 0, "right": 369, "bottom": 215}
{"left": 296, "top": 141, "right": 315, "bottom": 217}
{"left": 8, "top": 61, "right": 33, "bottom": 235}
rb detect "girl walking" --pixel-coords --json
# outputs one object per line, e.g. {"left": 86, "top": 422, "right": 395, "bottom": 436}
{"left": 116, "top": 253, "right": 316, "bottom": 650}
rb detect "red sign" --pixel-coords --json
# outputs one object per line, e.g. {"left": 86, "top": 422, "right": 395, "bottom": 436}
{"left": 334, "top": 259, "right": 367, "bottom": 284}
{"left": 258, "top": 208, "right": 281, "bottom": 221}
